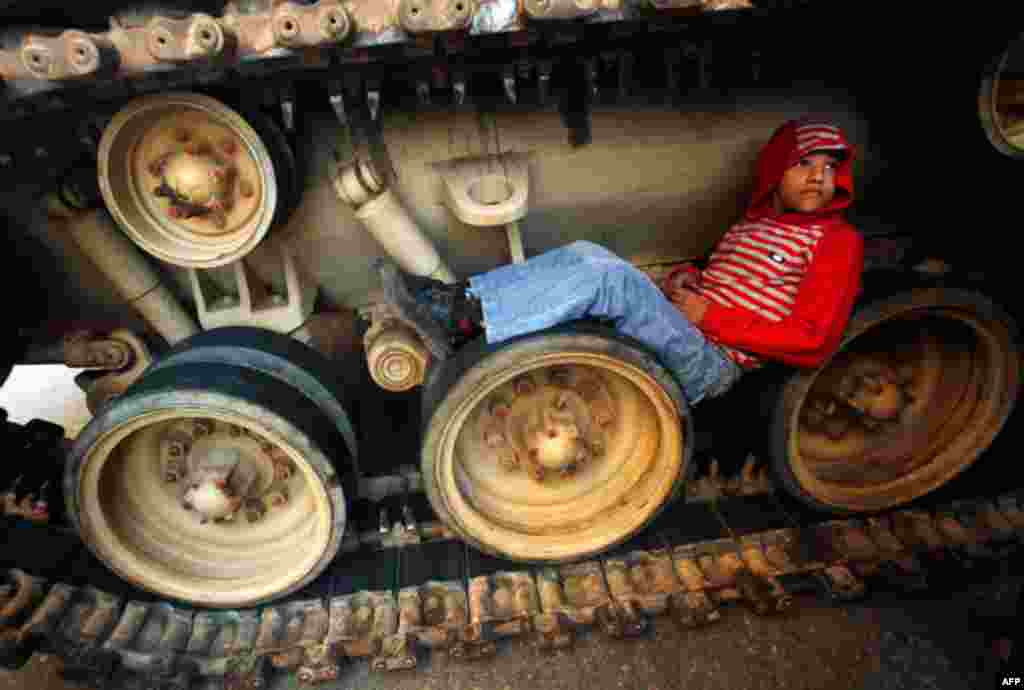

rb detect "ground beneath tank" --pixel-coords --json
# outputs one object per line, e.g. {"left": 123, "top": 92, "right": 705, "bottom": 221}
{"left": 1, "top": 581, "right": 1017, "bottom": 690}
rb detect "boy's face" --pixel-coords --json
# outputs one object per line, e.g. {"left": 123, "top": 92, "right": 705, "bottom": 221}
{"left": 773, "top": 152, "right": 841, "bottom": 214}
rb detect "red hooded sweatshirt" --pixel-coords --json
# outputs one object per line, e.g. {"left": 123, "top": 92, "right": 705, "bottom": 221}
{"left": 689, "top": 119, "right": 864, "bottom": 369}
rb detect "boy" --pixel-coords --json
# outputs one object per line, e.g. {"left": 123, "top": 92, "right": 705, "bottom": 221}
{"left": 377, "top": 118, "right": 864, "bottom": 405}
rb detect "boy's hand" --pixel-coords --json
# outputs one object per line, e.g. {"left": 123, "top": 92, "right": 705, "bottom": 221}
{"left": 669, "top": 288, "right": 710, "bottom": 324}
{"left": 660, "top": 263, "right": 700, "bottom": 296}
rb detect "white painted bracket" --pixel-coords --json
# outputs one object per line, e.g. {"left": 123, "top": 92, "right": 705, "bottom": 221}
{"left": 190, "top": 243, "right": 317, "bottom": 333}
{"left": 438, "top": 152, "right": 530, "bottom": 263}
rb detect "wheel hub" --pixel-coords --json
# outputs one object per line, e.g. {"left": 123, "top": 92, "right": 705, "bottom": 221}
{"left": 477, "top": 371, "right": 611, "bottom": 482}
{"left": 164, "top": 424, "right": 292, "bottom": 525}
{"left": 784, "top": 296, "right": 1020, "bottom": 512}
{"left": 425, "top": 343, "right": 686, "bottom": 563}
{"left": 98, "top": 93, "right": 278, "bottom": 267}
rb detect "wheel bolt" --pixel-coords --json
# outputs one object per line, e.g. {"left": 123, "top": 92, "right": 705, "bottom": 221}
{"left": 182, "top": 501, "right": 193, "bottom": 511}
{"left": 220, "top": 139, "right": 238, "bottom": 156}
{"left": 165, "top": 473, "right": 178, "bottom": 483}
{"left": 484, "top": 429, "right": 505, "bottom": 448}
{"left": 514, "top": 377, "right": 535, "bottom": 396}
{"left": 208, "top": 209, "right": 227, "bottom": 229}
{"left": 239, "top": 179, "right": 255, "bottom": 199}
{"left": 498, "top": 448, "right": 520, "bottom": 471}
{"left": 175, "top": 129, "right": 191, "bottom": 143}
{"left": 168, "top": 443, "right": 183, "bottom": 458}
{"left": 823, "top": 416, "right": 851, "bottom": 440}
{"left": 526, "top": 449, "right": 545, "bottom": 481}
{"left": 274, "top": 460, "right": 293, "bottom": 481}
{"left": 548, "top": 368, "right": 571, "bottom": 386}
{"left": 185, "top": 140, "right": 208, "bottom": 155}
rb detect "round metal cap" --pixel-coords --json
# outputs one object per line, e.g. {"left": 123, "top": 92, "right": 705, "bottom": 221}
{"left": 98, "top": 93, "right": 278, "bottom": 268}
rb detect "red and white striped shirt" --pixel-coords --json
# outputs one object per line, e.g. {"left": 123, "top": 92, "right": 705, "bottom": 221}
{"left": 695, "top": 217, "right": 826, "bottom": 368}
{"left": 679, "top": 118, "right": 863, "bottom": 372}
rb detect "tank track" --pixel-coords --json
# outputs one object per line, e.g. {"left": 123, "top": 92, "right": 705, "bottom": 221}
{"left": 0, "top": 0, "right": 824, "bottom": 188}
{"left": 3, "top": 478, "right": 1023, "bottom": 689}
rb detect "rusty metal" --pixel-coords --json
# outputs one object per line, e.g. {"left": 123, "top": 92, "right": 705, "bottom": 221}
{"left": 396, "top": 580, "right": 466, "bottom": 661}
{"left": 70, "top": 330, "right": 153, "bottom": 414}
{"left": 0, "top": 0, "right": 762, "bottom": 87}
{"left": 328, "top": 591, "right": 397, "bottom": 659}
{"left": 98, "top": 92, "right": 278, "bottom": 269}
{"left": 669, "top": 545, "right": 721, "bottom": 627}
{"left": 271, "top": 1, "right": 352, "bottom": 48}
{"left": 524, "top": 0, "right": 620, "bottom": 20}
{"left": 686, "top": 456, "right": 773, "bottom": 501}
{"left": 738, "top": 537, "right": 794, "bottom": 614}
{"left": 996, "top": 494, "right": 1024, "bottom": 536}
{"left": 257, "top": 600, "right": 330, "bottom": 672}
{"left": 185, "top": 610, "right": 260, "bottom": 677}
{"left": 2, "top": 491, "right": 1023, "bottom": 682}
{"left": 605, "top": 551, "right": 677, "bottom": 617}
{"left": 364, "top": 313, "right": 432, "bottom": 392}
{"left": 533, "top": 568, "right": 574, "bottom": 650}
{"left": 466, "top": 572, "right": 538, "bottom": 643}
{"left": 782, "top": 291, "right": 1020, "bottom": 512}
{"left": 100, "top": 602, "right": 194, "bottom": 675}
{"left": 18, "top": 31, "right": 115, "bottom": 81}
{"left": 371, "top": 631, "right": 416, "bottom": 671}
{"left": 556, "top": 561, "right": 612, "bottom": 627}
{"left": 0, "top": 571, "right": 46, "bottom": 626}
{"left": 399, "top": 0, "right": 478, "bottom": 33}
{"left": 57, "top": 588, "right": 122, "bottom": 647}
{"left": 144, "top": 14, "right": 229, "bottom": 63}
{"left": 647, "top": 0, "right": 751, "bottom": 8}
{"left": 61, "top": 332, "right": 135, "bottom": 370}
{"left": 0, "top": 571, "right": 48, "bottom": 664}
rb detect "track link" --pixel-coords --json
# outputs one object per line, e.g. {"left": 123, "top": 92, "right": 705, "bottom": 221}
{"left": 3, "top": 488, "right": 1024, "bottom": 689}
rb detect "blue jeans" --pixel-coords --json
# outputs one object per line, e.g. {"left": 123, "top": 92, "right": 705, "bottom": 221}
{"left": 467, "top": 240, "right": 744, "bottom": 405}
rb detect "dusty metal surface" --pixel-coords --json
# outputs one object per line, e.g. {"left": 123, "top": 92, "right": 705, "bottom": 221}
{"left": 98, "top": 92, "right": 278, "bottom": 269}
{"left": 0, "top": 0, "right": 755, "bottom": 91}
{"left": 780, "top": 290, "right": 1021, "bottom": 512}
{"left": 424, "top": 349, "right": 686, "bottom": 563}
{"left": 70, "top": 330, "right": 154, "bottom": 414}
{"left": 263, "top": 97, "right": 868, "bottom": 312}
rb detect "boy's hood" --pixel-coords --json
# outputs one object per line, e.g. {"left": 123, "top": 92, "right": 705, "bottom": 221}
{"left": 746, "top": 119, "right": 855, "bottom": 224}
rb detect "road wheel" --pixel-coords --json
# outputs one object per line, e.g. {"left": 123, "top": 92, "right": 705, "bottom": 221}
{"left": 66, "top": 328, "right": 354, "bottom": 608}
{"left": 772, "top": 288, "right": 1020, "bottom": 513}
{"left": 421, "top": 322, "right": 692, "bottom": 562}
